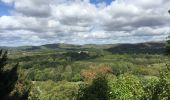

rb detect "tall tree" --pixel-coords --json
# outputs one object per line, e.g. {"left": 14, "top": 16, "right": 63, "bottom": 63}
{"left": 165, "top": 10, "right": 170, "bottom": 55}
{"left": 0, "top": 50, "right": 18, "bottom": 100}
{"left": 165, "top": 36, "right": 170, "bottom": 55}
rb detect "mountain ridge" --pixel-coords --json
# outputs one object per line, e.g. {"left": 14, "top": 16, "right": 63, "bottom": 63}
{"left": 0, "top": 41, "right": 166, "bottom": 54}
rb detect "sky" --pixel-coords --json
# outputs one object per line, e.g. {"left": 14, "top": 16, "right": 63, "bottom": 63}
{"left": 0, "top": 0, "right": 170, "bottom": 46}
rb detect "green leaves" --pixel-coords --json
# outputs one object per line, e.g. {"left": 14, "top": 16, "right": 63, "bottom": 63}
{"left": 0, "top": 50, "right": 18, "bottom": 99}
{"left": 29, "top": 81, "right": 79, "bottom": 100}
{"left": 0, "top": 50, "right": 8, "bottom": 71}
{"left": 78, "top": 76, "right": 109, "bottom": 100}
{"left": 108, "top": 74, "right": 144, "bottom": 100}
{"left": 165, "top": 36, "right": 170, "bottom": 55}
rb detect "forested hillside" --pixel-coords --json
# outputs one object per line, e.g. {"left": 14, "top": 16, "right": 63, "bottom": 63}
{"left": 1, "top": 41, "right": 170, "bottom": 100}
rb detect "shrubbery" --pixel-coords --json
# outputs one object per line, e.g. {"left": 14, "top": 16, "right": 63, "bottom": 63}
{"left": 78, "top": 64, "right": 170, "bottom": 100}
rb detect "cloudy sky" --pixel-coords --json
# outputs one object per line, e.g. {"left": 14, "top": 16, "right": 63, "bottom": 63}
{"left": 0, "top": 0, "right": 170, "bottom": 46}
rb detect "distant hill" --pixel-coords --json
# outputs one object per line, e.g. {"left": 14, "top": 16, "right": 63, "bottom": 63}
{"left": 106, "top": 42, "right": 165, "bottom": 54}
{"left": 0, "top": 42, "right": 166, "bottom": 54}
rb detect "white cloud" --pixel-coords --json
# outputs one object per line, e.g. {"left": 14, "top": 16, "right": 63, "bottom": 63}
{"left": 1, "top": 0, "right": 14, "bottom": 4}
{"left": 0, "top": 0, "right": 170, "bottom": 46}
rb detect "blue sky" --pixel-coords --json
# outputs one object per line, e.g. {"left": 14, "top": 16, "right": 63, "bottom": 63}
{"left": 0, "top": 0, "right": 113, "bottom": 16}
{"left": 90, "top": 0, "right": 113, "bottom": 5}
{"left": 0, "top": 1, "right": 13, "bottom": 16}
{"left": 0, "top": 0, "right": 169, "bottom": 46}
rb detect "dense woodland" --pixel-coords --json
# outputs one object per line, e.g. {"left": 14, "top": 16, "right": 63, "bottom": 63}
{"left": 0, "top": 40, "right": 170, "bottom": 100}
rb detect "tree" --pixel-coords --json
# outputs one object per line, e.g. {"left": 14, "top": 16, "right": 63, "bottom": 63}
{"left": 0, "top": 50, "right": 18, "bottom": 99}
{"left": 165, "top": 36, "right": 170, "bottom": 55}
{"left": 165, "top": 10, "right": 170, "bottom": 55}
{"left": 77, "top": 76, "right": 109, "bottom": 100}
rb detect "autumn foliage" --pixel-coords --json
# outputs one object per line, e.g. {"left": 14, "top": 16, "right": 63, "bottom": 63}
{"left": 81, "top": 64, "right": 113, "bottom": 81}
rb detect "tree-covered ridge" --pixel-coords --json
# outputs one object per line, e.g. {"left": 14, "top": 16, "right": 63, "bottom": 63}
{"left": 1, "top": 41, "right": 168, "bottom": 100}
{"left": 0, "top": 37, "right": 169, "bottom": 100}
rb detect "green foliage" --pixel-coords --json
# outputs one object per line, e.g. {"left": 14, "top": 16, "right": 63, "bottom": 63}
{"left": 0, "top": 50, "right": 18, "bottom": 99}
{"left": 5, "top": 44, "right": 170, "bottom": 100}
{"left": 9, "top": 70, "right": 31, "bottom": 100}
{"left": 71, "top": 73, "right": 83, "bottom": 82}
{"left": 0, "top": 50, "right": 30, "bottom": 100}
{"left": 78, "top": 76, "right": 109, "bottom": 100}
{"left": 166, "top": 36, "right": 170, "bottom": 55}
{"left": 108, "top": 74, "right": 144, "bottom": 100}
{"left": 63, "top": 52, "right": 90, "bottom": 61}
{"left": 29, "top": 81, "right": 79, "bottom": 100}
{"left": 143, "top": 64, "right": 170, "bottom": 100}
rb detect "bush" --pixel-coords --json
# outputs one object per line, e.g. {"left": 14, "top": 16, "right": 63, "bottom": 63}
{"left": 143, "top": 64, "right": 170, "bottom": 100}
